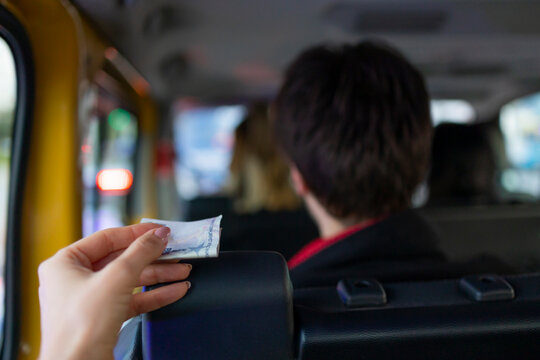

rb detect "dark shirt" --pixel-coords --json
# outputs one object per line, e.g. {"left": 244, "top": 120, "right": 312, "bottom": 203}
{"left": 289, "top": 209, "right": 513, "bottom": 288}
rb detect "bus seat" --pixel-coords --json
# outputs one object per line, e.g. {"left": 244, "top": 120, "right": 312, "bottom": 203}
{"left": 220, "top": 209, "right": 318, "bottom": 259}
{"left": 115, "top": 253, "right": 540, "bottom": 360}
{"left": 420, "top": 206, "right": 540, "bottom": 270}
{"left": 183, "top": 196, "right": 232, "bottom": 222}
{"left": 141, "top": 252, "right": 294, "bottom": 360}
{"left": 294, "top": 273, "right": 540, "bottom": 359}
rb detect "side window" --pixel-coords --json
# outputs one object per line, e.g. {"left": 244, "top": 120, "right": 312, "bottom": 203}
{"left": 0, "top": 34, "right": 17, "bottom": 342}
{"left": 0, "top": 6, "right": 34, "bottom": 358}
{"left": 80, "top": 73, "right": 139, "bottom": 237}
{"left": 430, "top": 99, "right": 475, "bottom": 126}
{"left": 174, "top": 104, "right": 245, "bottom": 200}
{"left": 500, "top": 93, "right": 540, "bottom": 200}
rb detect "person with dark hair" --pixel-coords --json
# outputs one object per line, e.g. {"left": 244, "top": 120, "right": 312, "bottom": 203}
{"left": 428, "top": 123, "right": 497, "bottom": 207}
{"left": 273, "top": 41, "right": 505, "bottom": 288}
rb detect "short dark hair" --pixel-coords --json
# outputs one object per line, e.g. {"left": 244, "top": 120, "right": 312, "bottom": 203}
{"left": 273, "top": 41, "right": 432, "bottom": 219}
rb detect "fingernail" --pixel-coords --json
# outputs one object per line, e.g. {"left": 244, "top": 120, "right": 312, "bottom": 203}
{"left": 185, "top": 281, "right": 191, "bottom": 289}
{"left": 154, "top": 227, "right": 170, "bottom": 242}
{"left": 184, "top": 264, "right": 193, "bottom": 270}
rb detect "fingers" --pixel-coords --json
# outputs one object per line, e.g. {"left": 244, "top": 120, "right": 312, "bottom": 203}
{"left": 128, "top": 281, "right": 191, "bottom": 318}
{"left": 68, "top": 223, "right": 161, "bottom": 265}
{"left": 138, "top": 263, "right": 192, "bottom": 286}
{"left": 107, "top": 227, "right": 171, "bottom": 286}
{"left": 92, "top": 249, "right": 180, "bottom": 272}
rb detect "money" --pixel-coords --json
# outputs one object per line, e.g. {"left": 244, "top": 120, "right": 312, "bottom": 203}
{"left": 141, "top": 215, "right": 222, "bottom": 260}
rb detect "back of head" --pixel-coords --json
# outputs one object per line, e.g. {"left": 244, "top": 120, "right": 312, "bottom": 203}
{"left": 428, "top": 123, "right": 496, "bottom": 206}
{"left": 273, "top": 41, "right": 432, "bottom": 220}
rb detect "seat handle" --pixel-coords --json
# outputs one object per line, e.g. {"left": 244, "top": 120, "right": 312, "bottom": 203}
{"left": 459, "top": 274, "right": 515, "bottom": 302}
{"left": 336, "top": 278, "right": 387, "bottom": 308}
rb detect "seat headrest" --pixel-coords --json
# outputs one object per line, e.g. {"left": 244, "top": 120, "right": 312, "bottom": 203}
{"left": 142, "top": 251, "right": 294, "bottom": 360}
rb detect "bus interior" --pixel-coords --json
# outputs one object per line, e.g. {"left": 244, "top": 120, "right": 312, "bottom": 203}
{"left": 1, "top": 0, "right": 540, "bottom": 359}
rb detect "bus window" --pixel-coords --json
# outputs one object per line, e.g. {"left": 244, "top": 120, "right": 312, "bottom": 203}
{"left": 430, "top": 99, "right": 476, "bottom": 126}
{"left": 500, "top": 92, "right": 540, "bottom": 200}
{"left": 80, "top": 72, "right": 139, "bottom": 237}
{"left": 0, "top": 35, "right": 17, "bottom": 341}
{"left": 173, "top": 103, "right": 245, "bottom": 200}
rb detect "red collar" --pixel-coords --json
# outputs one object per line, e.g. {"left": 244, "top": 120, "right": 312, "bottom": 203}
{"left": 288, "top": 218, "right": 380, "bottom": 269}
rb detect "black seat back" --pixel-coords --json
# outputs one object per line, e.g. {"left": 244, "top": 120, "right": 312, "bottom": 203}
{"left": 142, "top": 252, "right": 294, "bottom": 360}
{"left": 420, "top": 205, "right": 540, "bottom": 270}
{"left": 294, "top": 273, "right": 540, "bottom": 359}
{"left": 220, "top": 209, "right": 318, "bottom": 259}
{"left": 116, "top": 254, "right": 540, "bottom": 359}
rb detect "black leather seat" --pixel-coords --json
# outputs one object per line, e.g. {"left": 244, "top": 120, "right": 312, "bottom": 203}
{"left": 295, "top": 273, "right": 540, "bottom": 360}
{"left": 420, "top": 205, "right": 540, "bottom": 271}
{"left": 136, "top": 252, "right": 294, "bottom": 360}
{"left": 115, "top": 252, "right": 540, "bottom": 360}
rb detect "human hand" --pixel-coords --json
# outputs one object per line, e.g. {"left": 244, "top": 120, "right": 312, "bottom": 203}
{"left": 38, "top": 223, "right": 192, "bottom": 360}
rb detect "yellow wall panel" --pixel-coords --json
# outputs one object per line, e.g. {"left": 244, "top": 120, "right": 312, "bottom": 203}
{"left": 3, "top": 1, "right": 158, "bottom": 357}
{"left": 5, "top": 1, "right": 82, "bottom": 358}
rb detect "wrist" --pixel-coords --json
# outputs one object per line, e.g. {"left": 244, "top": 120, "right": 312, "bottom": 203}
{"left": 39, "top": 325, "right": 114, "bottom": 360}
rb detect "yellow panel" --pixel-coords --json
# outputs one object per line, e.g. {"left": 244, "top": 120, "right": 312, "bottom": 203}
{"left": 132, "top": 96, "right": 159, "bottom": 221}
{"left": 3, "top": 1, "right": 159, "bottom": 357}
{"left": 4, "top": 1, "right": 82, "bottom": 358}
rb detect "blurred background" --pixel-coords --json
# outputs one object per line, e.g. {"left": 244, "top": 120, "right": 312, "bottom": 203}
{"left": 68, "top": 0, "right": 540, "bottom": 267}
{"left": 5, "top": 0, "right": 540, "bottom": 341}
{"left": 3, "top": 2, "right": 540, "bottom": 354}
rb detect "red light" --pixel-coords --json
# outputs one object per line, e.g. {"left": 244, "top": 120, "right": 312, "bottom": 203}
{"left": 81, "top": 144, "right": 91, "bottom": 153}
{"left": 96, "top": 169, "right": 133, "bottom": 192}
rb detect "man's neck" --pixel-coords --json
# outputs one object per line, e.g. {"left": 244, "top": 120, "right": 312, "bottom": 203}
{"left": 304, "top": 194, "right": 366, "bottom": 240}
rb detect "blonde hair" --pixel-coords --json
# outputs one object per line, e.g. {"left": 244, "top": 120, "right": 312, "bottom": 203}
{"left": 227, "top": 102, "right": 301, "bottom": 213}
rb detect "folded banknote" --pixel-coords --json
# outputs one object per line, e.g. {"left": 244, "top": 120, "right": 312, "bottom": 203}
{"left": 141, "top": 215, "right": 222, "bottom": 260}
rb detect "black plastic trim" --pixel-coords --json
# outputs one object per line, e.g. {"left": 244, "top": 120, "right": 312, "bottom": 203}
{"left": 336, "top": 278, "right": 387, "bottom": 308}
{"left": 459, "top": 274, "right": 515, "bottom": 302}
{"left": 0, "top": 5, "right": 35, "bottom": 360}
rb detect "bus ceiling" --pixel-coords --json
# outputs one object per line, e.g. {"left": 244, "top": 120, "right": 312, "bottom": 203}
{"left": 71, "top": 0, "right": 540, "bottom": 107}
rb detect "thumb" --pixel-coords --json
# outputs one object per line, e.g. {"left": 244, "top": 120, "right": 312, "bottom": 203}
{"left": 107, "top": 227, "right": 170, "bottom": 286}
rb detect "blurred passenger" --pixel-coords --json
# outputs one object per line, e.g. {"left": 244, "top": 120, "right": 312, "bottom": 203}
{"left": 220, "top": 102, "right": 318, "bottom": 259}
{"left": 428, "top": 123, "right": 497, "bottom": 206}
{"left": 273, "top": 41, "right": 511, "bottom": 288}
{"left": 227, "top": 102, "right": 301, "bottom": 213}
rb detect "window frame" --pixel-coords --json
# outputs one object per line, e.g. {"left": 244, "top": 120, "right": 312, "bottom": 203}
{"left": 0, "top": 5, "right": 34, "bottom": 360}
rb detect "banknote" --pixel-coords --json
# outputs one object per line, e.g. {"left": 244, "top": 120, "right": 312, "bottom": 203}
{"left": 141, "top": 215, "right": 222, "bottom": 260}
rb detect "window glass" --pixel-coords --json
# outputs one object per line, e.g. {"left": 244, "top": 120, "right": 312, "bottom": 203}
{"left": 80, "top": 80, "right": 138, "bottom": 237}
{"left": 431, "top": 99, "right": 475, "bottom": 126}
{"left": 0, "top": 36, "right": 17, "bottom": 339}
{"left": 500, "top": 92, "right": 540, "bottom": 199}
{"left": 174, "top": 105, "right": 245, "bottom": 200}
